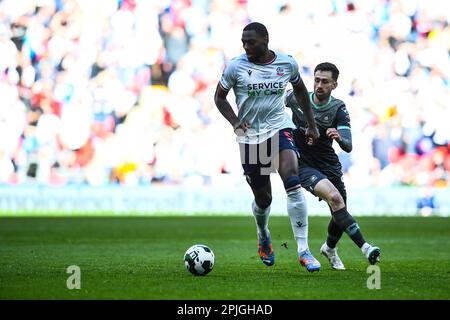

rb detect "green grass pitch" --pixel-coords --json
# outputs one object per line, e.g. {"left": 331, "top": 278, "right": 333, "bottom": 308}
{"left": 0, "top": 216, "right": 449, "bottom": 299}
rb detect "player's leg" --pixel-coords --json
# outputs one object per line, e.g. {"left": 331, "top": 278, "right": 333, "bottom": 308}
{"left": 297, "top": 166, "right": 345, "bottom": 269}
{"left": 249, "top": 178, "right": 272, "bottom": 239}
{"left": 247, "top": 175, "right": 275, "bottom": 267}
{"left": 277, "top": 129, "right": 320, "bottom": 272}
{"left": 240, "top": 142, "right": 275, "bottom": 266}
{"left": 313, "top": 179, "right": 381, "bottom": 265}
{"left": 324, "top": 177, "right": 347, "bottom": 249}
{"left": 319, "top": 177, "right": 346, "bottom": 269}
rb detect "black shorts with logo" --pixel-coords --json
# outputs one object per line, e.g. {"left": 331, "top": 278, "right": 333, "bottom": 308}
{"left": 298, "top": 161, "right": 347, "bottom": 203}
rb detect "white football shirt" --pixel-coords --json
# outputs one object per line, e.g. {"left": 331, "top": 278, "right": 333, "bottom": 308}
{"left": 219, "top": 51, "right": 301, "bottom": 144}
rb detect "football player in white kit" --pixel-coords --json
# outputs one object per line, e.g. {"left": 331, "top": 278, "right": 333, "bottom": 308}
{"left": 214, "top": 22, "right": 321, "bottom": 272}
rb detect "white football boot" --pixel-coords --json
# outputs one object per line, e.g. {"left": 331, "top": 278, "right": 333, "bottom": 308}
{"left": 320, "top": 242, "right": 346, "bottom": 270}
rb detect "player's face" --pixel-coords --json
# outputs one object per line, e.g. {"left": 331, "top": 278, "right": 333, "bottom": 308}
{"left": 241, "top": 30, "right": 267, "bottom": 63}
{"left": 314, "top": 70, "right": 337, "bottom": 101}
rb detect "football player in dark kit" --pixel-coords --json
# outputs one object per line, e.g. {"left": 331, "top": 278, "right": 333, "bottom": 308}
{"left": 285, "top": 62, "right": 380, "bottom": 270}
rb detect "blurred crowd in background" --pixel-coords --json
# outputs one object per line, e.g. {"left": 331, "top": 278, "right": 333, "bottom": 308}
{"left": 0, "top": 0, "right": 449, "bottom": 189}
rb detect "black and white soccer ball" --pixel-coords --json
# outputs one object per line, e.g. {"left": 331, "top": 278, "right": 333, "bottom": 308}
{"left": 184, "top": 244, "right": 215, "bottom": 276}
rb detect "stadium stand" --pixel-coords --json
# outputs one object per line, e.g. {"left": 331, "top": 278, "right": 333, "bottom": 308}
{"left": 0, "top": 0, "right": 448, "bottom": 194}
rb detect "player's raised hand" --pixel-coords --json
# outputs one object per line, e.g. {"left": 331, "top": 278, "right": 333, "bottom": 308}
{"left": 305, "top": 126, "right": 320, "bottom": 145}
{"left": 233, "top": 121, "right": 250, "bottom": 136}
{"left": 326, "top": 128, "right": 341, "bottom": 142}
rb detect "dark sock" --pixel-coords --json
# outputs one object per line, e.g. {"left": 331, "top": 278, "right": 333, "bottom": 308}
{"left": 332, "top": 207, "right": 366, "bottom": 248}
{"left": 326, "top": 218, "right": 343, "bottom": 249}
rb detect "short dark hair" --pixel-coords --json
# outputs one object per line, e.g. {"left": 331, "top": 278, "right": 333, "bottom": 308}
{"left": 243, "top": 22, "right": 269, "bottom": 38}
{"left": 315, "top": 62, "right": 339, "bottom": 81}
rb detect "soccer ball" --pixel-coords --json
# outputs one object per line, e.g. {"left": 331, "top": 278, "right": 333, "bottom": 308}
{"left": 184, "top": 244, "right": 215, "bottom": 276}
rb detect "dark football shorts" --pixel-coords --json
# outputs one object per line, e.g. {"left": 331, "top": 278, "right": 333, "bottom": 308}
{"left": 240, "top": 128, "right": 298, "bottom": 189}
{"left": 298, "top": 161, "right": 347, "bottom": 202}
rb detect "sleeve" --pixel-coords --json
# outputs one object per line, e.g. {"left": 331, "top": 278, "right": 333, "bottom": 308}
{"left": 284, "top": 89, "right": 297, "bottom": 109}
{"left": 336, "top": 105, "right": 351, "bottom": 130}
{"left": 218, "top": 59, "right": 236, "bottom": 91}
{"left": 288, "top": 55, "right": 301, "bottom": 86}
{"left": 284, "top": 89, "right": 304, "bottom": 128}
{"left": 336, "top": 104, "right": 352, "bottom": 152}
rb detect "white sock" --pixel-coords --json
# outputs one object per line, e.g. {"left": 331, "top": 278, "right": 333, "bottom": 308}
{"left": 287, "top": 188, "right": 309, "bottom": 253}
{"left": 252, "top": 201, "right": 270, "bottom": 240}
{"left": 361, "top": 242, "right": 371, "bottom": 256}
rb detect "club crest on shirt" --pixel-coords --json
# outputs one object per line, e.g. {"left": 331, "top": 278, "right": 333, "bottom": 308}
{"left": 276, "top": 67, "right": 284, "bottom": 76}
{"left": 247, "top": 69, "right": 252, "bottom": 76}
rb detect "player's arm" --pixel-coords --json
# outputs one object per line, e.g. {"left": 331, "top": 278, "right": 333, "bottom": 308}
{"left": 291, "top": 78, "right": 319, "bottom": 144}
{"left": 284, "top": 89, "right": 303, "bottom": 125}
{"left": 327, "top": 128, "right": 352, "bottom": 152}
{"left": 214, "top": 84, "right": 249, "bottom": 134}
{"left": 338, "top": 129, "right": 352, "bottom": 152}
{"left": 326, "top": 105, "right": 352, "bottom": 152}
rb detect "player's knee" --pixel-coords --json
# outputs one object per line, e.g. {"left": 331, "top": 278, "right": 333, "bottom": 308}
{"left": 279, "top": 163, "right": 298, "bottom": 180}
{"left": 284, "top": 166, "right": 298, "bottom": 177}
{"left": 279, "top": 153, "right": 299, "bottom": 179}
{"left": 255, "top": 194, "right": 272, "bottom": 209}
{"left": 328, "top": 190, "right": 345, "bottom": 210}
